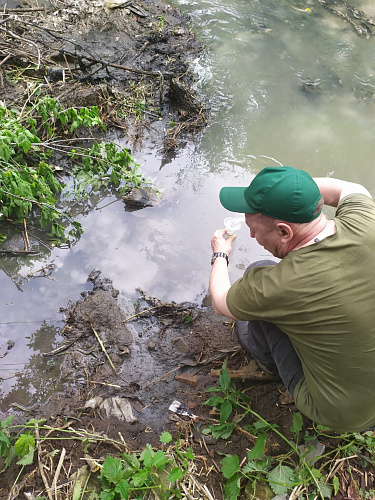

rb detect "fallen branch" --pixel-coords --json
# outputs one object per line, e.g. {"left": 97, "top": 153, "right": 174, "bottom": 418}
{"left": 42, "top": 332, "right": 86, "bottom": 357}
{"left": 210, "top": 364, "right": 280, "bottom": 382}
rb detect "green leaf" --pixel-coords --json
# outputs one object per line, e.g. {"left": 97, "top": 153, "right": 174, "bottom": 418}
{"left": 317, "top": 482, "right": 333, "bottom": 498}
{"left": 223, "top": 473, "right": 241, "bottom": 500}
{"left": 290, "top": 412, "right": 303, "bottom": 434}
{"left": 221, "top": 454, "right": 240, "bottom": 479}
{"left": 333, "top": 475, "right": 340, "bottom": 495}
{"left": 247, "top": 432, "right": 267, "bottom": 460}
{"left": 14, "top": 433, "right": 35, "bottom": 458}
{"left": 0, "top": 432, "right": 10, "bottom": 445}
{"left": 204, "top": 395, "right": 225, "bottom": 407}
{"left": 115, "top": 479, "right": 130, "bottom": 499}
{"left": 209, "top": 422, "right": 234, "bottom": 440}
{"left": 122, "top": 452, "right": 140, "bottom": 470}
{"left": 151, "top": 449, "right": 168, "bottom": 469}
{"left": 0, "top": 142, "right": 11, "bottom": 162}
{"left": 131, "top": 468, "right": 150, "bottom": 487}
{"left": 242, "top": 458, "right": 272, "bottom": 475}
{"left": 100, "top": 489, "right": 115, "bottom": 500}
{"left": 220, "top": 401, "right": 233, "bottom": 424}
{"left": 101, "top": 456, "right": 123, "bottom": 484}
{"left": 140, "top": 444, "right": 153, "bottom": 467}
{"left": 0, "top": 415, "right": 14, "bottom": 429}
{"left": 311, "top": 468, "right": 322, "bottom": 479}
{"left": 17, "top": 447, "right": 35, "bottom": 466}
{"left": 168, "top": 466, "right": 183, "bottom": 483}
{"left": 267, "top": 464, "right": 295, "bottom": 495}
{"left": 219, "top": 359, "right": 232, "bottom": 392}
{"left": 160, "top": 431, "right": 173, "bottom": 444}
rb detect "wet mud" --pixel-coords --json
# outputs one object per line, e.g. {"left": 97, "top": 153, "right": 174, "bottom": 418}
{"left": 1, "top": 271, "right": 296, "bottom": 499}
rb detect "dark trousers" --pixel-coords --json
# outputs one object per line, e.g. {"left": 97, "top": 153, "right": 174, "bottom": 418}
{"left": 235, "top": 260, "right": 304, "bottom": 397}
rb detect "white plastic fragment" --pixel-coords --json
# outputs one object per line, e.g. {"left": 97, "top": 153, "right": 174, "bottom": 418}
{"left": 85, "top": 396, "right": 137, "bottom": 422}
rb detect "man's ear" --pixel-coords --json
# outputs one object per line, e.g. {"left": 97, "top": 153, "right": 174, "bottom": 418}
{"left": 276, "top": 222, "right": 293, "bottom": 241}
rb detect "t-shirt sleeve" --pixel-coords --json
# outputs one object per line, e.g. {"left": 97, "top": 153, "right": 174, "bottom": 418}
{"left": 336, "top": 193, "right": 375, "bottom": 221}
{"left": 226, "top": 265, "right": 279, "bottom": 321}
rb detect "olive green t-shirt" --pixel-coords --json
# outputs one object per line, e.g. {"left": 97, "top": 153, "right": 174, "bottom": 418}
{"left": 226, "top": 194, "right": 375, "bottom": 432}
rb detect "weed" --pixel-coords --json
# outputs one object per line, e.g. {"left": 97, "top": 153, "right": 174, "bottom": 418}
{"left": 0, "top": 421, "right": 195, "bottom": 499}
{"left": 203, "top": 359, "right": 375, "bottom": 499}
{"left": 0, "top": 92, "right": 149, "bottom": 245}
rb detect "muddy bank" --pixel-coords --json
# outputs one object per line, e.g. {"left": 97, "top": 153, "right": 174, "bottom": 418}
{"left": 0, "top": 271, "right": 295, "bottom": 499}
{"left": 0, "top": 0, "right": 207, "bottom": 157}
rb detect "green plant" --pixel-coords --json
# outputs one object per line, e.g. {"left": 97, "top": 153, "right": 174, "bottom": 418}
{"left": 0, "top": 416, "right": 40, "bottom": 472}
{"left": 68, "top": 141, "right": 145, "bottom": 199}
{"left": 203, "top": 360, "right": 353, "bottom": 499}
{"left": 203, "top": 358, "right": 251, "bottom": 439}
{"left": 158, "top": 14, "right": 166, "bottom": 32}
{"left": 98, "top": 431, "right": 193, "bottom": 499}
{"left": 0, "top": 94, "right": 149, "bottom": 245}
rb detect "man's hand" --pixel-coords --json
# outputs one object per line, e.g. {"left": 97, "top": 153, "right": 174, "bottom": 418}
{"left": 211, "top": 228, "right": 237, "bottom": 255}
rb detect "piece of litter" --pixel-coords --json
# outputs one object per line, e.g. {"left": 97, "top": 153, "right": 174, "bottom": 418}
{"left": 85, "top": 396, "right": 137, "bottom": 422}
{"left": 169, "top": 400, "right": 198, "bottom": 420}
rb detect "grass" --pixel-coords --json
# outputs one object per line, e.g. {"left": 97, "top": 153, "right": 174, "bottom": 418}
{"left": 1, "top": 360, "right": 374, "bottom": 499}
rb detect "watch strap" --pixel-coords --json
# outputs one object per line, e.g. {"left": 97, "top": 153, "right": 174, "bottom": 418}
{"left": 211, "top": 252, "right": 229, "bottom": 266}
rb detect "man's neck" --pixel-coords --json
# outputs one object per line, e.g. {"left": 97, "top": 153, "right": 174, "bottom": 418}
{"left": 288, "top": 215, "right": 336, "bottom": 252}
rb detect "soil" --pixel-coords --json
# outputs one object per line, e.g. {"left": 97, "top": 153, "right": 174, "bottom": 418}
{"left": 0, "top": 1, "right": 373, "bottom": 499}
{"left": 1, "top": 271, "right": 297, "bottom": 500}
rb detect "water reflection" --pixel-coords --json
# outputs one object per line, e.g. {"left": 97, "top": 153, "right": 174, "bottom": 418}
{"left": 0, "top": 322, "right": 64, "bottom": 411}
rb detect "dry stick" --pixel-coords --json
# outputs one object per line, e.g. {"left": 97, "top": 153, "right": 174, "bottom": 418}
{"left": 0, "top": 26, "right": 41, "bottom": 69}
{"left": 34, "top": 423, "right": 53, "bottom": 500}
{"left": 141, "top": 365, "right": 182, "bottom": 390}
{"left": 0, "top": 53, "right": 11, "bottom": 67}
{"left": 86, "top": 380, "right": 121, "bottom": 389}
{"left": 50, "top": 447, "right": 66, "bottom": 497}
{"left": 89, "top": 320, "right": 118, "bottom": 375}
{"left": 122, "top": 305, "right": 164, "bottom": 323}
{"left": 23, "top": 218, "right": 30, "bottom": 251}
{"left": 42, "top": 332, "right": 86, "bottom": 357}
{"left": 1, "top": 7, "right": 48, "bottom": 11}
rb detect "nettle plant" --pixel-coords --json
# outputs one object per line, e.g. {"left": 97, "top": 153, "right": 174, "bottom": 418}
{"left": 99, "top": 431, "right": 194, "bottom": 500}
{"left": 203, "top": 359, "right": 375, "bottom": 500}
{"left": 0, "top": 92, "right": 146, "bottom": 245}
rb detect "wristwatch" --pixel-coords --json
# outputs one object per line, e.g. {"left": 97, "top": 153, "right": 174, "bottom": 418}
{"left": 211, "top": 252, "right": 229, "bottom": 266}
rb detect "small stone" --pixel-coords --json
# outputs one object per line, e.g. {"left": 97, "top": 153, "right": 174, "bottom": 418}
{"left": 174, "top": 373, "right": 198, "bottom": 387}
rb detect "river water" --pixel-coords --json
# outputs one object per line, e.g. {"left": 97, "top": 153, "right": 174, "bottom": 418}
{"left": 2, "top": 0, "right": 375, "bottom": 409}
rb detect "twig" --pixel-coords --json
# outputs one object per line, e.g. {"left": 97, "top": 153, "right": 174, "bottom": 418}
{"left": 1, "top": 7, "right": 48, "bottom": 12}
{"left": 122, "top": 305, "right": 165, "bottom": 323}
{"left": 34, "top": 423, "right": 53, "bottom": 500}
{"left": 141, "top": 365, "right": 182, "bottom": 390}
{"left": 0, "top": 26, "right": 41, "bottom": 68}
{"left": 86, "top": 380, "right": 121, "bottom": 389}
{"left": 234, "top": 423, "right": 258, "bottom": 445}
{"left": 0, "top": 370, "right": 28, "bottom": 380}
{"left": 0, "top": 54, "right": 11, "bottom": 67}
{"left": 23, "top": 218, "right": 30, "bottom": 251}
{"left": 42, "top": 332, "right": 86, "bottom": 357}
{"left": 89, "top": 319, "right": 118, "bottom": 375}
{"left": 50, "top": 447, "right": 66, "bottom": 495}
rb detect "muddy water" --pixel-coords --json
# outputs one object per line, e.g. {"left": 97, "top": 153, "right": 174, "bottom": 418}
{"left": 2, "top": 0, "right": 375, "bottom": 408}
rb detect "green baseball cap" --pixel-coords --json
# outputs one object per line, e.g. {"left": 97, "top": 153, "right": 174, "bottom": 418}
{"left": 219, "top": 166, "right": 322, "bottom": 223}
